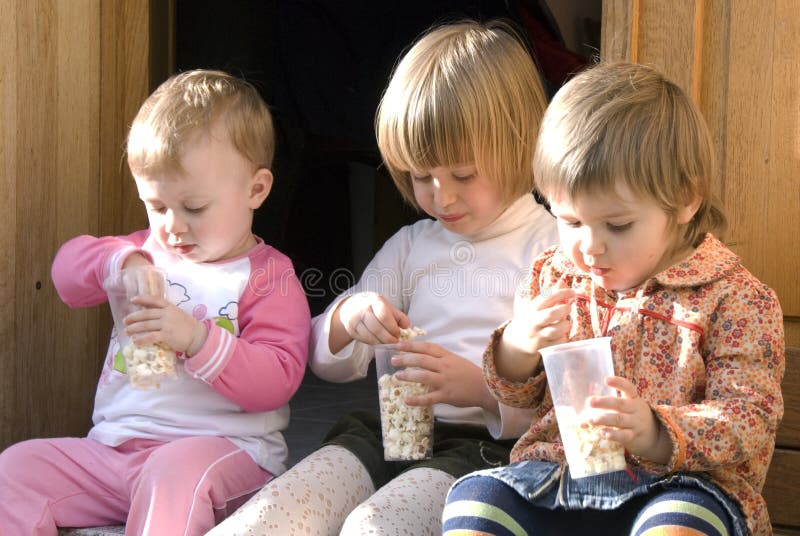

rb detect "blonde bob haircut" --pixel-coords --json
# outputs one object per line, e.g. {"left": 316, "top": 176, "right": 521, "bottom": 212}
{"left": 127, "top": 69, "right": 274, "bottom": 177}
{"left": 376, "top": 19, "right": 548, "bottom": 209}
{"left": 534, "top": 62, "right": 727, "bottom": 248}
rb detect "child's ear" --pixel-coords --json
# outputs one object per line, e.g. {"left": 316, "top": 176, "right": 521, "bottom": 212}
{"left": 676, "top": 191, "right": 703, "bottom": 224}
{"left": 249, "top": 168, "right": 273, "bottom": 209}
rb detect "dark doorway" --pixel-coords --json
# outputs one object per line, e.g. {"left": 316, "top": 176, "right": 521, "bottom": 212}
{"left": 174, "top": 0, "right": 595, "bottom": 314}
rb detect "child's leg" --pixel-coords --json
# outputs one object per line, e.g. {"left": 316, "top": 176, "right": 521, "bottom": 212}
{"left": 629, "top": 488, "right": 733, "bottom": 536}
{"left": 206, "top": 445, "right": 374, "bottom": 536}
{"left": 442, "top": 473, "right": 536, "bottom": 536}
{"left": 0, "top": 437, "right": 130, "bottom": 534}
{"left": 443, "top": 474, "right": 642, "bottom": 536}
{"left": 125, "top": 436, "right": 270, "bottom": 536}
{"left": 340, "top": 467, "right": 455, "bottom": 535}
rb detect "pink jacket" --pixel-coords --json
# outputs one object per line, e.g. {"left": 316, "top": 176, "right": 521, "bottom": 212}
{"left": 485, "top": 234, "right": 785, "bottom": 535}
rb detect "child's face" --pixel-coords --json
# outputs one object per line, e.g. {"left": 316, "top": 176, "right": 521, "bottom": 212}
{"left": 411, "top": 164, "right": 505, "bottom": 235}
{"left": 549, "top": 183, "right": 696, "bottom": 292}
{"left": 133, "top": 128, "right": 271, "bottom": 263}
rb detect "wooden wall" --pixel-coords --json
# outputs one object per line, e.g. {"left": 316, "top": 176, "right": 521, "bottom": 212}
{"left": 0, "top": 0, "right": 170, "bottom": 450}
{"left": 602, "top": 0, "right": 800, "bottom": 347}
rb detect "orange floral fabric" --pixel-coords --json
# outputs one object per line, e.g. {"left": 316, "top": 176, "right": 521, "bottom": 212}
{"left": 484, "top": 234, "right": 785, "bottom": 535}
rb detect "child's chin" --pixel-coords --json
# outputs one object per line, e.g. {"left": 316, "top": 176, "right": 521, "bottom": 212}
{"left": 176, "top": 248, "right": 205, "bottom": 262}
{"left": 590, "top": 273, "right": 617, "bottom": 291}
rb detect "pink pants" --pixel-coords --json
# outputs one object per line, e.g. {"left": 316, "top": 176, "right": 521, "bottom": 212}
{"left": 0, "top": 436, "right": 272, "bottom": 536}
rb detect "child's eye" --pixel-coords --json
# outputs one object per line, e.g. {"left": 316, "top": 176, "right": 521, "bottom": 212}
{"left": 453, "top": 173, "right": 475, "bottom": 182}
{"left": 148, "top": 206, "right": 166, "bottom": 214}
{"left": 607, "top": 222, "right": 633, "bottom": 232}
{"left": 185, "top": 206, "right": 207, "bottom": 214}
{"left": 412, "top": 174, "right": 432, "bottom": 183}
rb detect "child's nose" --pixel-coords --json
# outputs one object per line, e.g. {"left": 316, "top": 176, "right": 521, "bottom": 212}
{"left": 165, "top": 210, "right": 187, "bottom": 234}
{"left": 433, "top": 178, "right": 456, "bottom": 208}
{"left": 579, "top": 228, "right": 605, "bottom": 256}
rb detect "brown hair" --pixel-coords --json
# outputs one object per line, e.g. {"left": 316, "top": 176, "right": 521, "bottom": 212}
{"left": 127, "top": 69, "right": 274, "bottom": 176}
{"left": 533, "top": 61, "right": 727, "bottom": 247}
{"left": 376, "top": 19, "right": 548, "bottom": 209}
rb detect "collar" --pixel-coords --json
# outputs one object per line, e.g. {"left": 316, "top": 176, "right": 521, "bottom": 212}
{"left": 449, "top": 193, "right": 542, "bottom": 242}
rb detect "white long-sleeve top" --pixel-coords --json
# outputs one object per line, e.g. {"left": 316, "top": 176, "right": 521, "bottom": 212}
{"left": 309, "top": 194, "right": 559, "bottom": 439}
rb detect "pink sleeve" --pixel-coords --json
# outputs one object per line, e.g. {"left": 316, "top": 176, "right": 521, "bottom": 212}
{"left": 183, "top": 249, "right": 311, "bottom": 412}
{"left": 51, "top": 230, "right": 152, "bottom": 308}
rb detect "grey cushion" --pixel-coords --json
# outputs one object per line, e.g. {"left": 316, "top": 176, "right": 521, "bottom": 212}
{"left": 58, "top": 527, "right": 125, "bottom": 536}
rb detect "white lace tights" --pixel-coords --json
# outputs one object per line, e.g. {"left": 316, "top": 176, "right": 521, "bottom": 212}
{"left": 207, "top": 445, "right": 455, "bottom": 535}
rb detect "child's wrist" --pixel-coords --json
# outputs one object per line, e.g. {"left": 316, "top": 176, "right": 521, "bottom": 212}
{"left": 186, "top": 320, "right": 208, "bottom": 357}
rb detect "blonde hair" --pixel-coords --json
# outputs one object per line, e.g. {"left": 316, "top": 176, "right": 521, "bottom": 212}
{"left": 127, "top": 69, "right": 274, "bottom": 176}
{"left": 376, "top": 19, "right": 548, "bottom": 209}
{"left": 534, "top": 61, "right": 727, "bottom": 248}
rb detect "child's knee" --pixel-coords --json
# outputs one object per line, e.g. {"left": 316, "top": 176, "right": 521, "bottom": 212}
{"left": 631, "top": 489, "right": 732, "bottom": 536}
{"left": 446, "top": 474, "right": 499, "bottom": 503}
{"left": 340, "top": 501, "right": 376, "bottom": 534}
{"left": 0, "top": 439, "right": 52, "bottom": 481}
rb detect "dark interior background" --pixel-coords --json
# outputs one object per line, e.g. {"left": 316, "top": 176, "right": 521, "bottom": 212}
{"left": 174, "top": 0, "right": 597, "bottom": 315}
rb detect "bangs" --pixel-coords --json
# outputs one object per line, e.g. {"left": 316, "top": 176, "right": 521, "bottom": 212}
{"left": 535, "top": 71, "right": 700, "bottom": 211}
{"left": 534, "top": 62, "right": 725, "bottom": 246}
{"left": 377, "top": 20, "right": 547, "bottom": 208}
{"left": 126, "top": 113, "right": 188, "bottom": 177}
{"left": 126, "top": 70, "right": 273, "bottom": 178}
{"left": 379, "top": 80, "right": 475, "bottom": 175}
{"left": 126, "top": 84, "right": 219, "bottom": 177}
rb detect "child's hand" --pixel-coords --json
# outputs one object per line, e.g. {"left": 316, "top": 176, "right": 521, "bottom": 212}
{"left": 494, "top": 283, "right": 575, "bottom": 382}
{"left": 333, "top": 291, "right": 410, "bottom": 347}
{"left": 588, "top": 376, "right": 673, "bottom": 465}
{"left": 122, "top": 253, "right": 152, "bottom": 270}
{"left": 390, "top": 341, "right": 496, "bottom": 413}
{"left": 504, "top": 285, "right": 574, "bottom": 355}
{"left": 124, "top": 294, "right": 208, "bottom": 356}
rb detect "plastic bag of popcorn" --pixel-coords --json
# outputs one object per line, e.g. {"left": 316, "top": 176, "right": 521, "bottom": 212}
{"left": 374, "top": 341, "right": 433, "bottom": 461}
{"left": 103, "top": 266, "right": 177, "bottom": 389}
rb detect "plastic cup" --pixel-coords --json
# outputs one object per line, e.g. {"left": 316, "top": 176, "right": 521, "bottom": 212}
{"left": 373, "top": 344, "right": 434, "bottom": 461}
{"left": 103, "top": 266, "right": 177, "bottom": 389}
{"left": 539, "top": 337, "right": 626, "bottom": 478}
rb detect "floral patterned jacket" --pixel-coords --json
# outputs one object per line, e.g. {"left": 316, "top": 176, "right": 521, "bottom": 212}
{"left": 484, "top": 234, "right": 785, "bottom": 535}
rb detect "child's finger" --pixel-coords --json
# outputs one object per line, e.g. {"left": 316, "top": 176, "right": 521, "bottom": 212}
{"left": 605, "top": 376, "right": 638, "bottom": 398}
{"left": 588, "top": 394, "right": 627, "bottom": 412}
{"left": 123, "top": 307, "right": 163, "bottom": 324}
{"left": 539, "top": 302, "right": 572, "bottom": 325}
{"left": 539, "top": 287, "right": 575, "bottom": 306}
{"left": 125, "top": 319, "right": 162, "bottom": 335}
{"left": 392, "top": 351, "right": 436, "bottom": 372}
{"left": 130, "top": 294, "right": 169, "bottom": 309}
{"left": 360, "top": 312, "right": 397, "bottom": 344}
{"left": 394, "top": 309, "right": 411, "bottom": 330}
{"left": 395, "top": 341, "right": 442, "bottom": 358}
{"left": 372, "top": 300, "right": 408, "bottom": 338}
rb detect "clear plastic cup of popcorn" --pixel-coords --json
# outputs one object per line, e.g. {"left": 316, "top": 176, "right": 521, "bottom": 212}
{"left": 103, "top": 266, "right": 177, "bottom": 390}
{"left": 374, "top": 344, "right": 434, "bottom": 461}
{"left": 539, "top": 337, "right": 627, "bottom": 478}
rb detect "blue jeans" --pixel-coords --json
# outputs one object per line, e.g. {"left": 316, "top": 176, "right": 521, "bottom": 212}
{"left": 443, "top": 460, "right": 748, "bottom": 536}
{"left": 444, "top": 474, "right": 735, "bottom": 535}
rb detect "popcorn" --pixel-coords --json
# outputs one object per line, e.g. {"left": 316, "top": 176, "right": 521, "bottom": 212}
{"left": 398, "top": 326, "right": 426, "bottom": 340}
{"left": 554, "top": 406, "right": 627, "bottom": 478}
{"left": 122, "top": 342, "right": 177, "bottom": 389}
{"left": 377, "top": 372, "right": 433, "bottom": 460}
{"left": 104, "top": 266, "right": 177, "bottom": 390}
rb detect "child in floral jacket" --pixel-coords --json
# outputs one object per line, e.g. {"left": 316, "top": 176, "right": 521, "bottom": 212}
{"left": 443, "top": 62, "right": 784, "bottom": 536}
